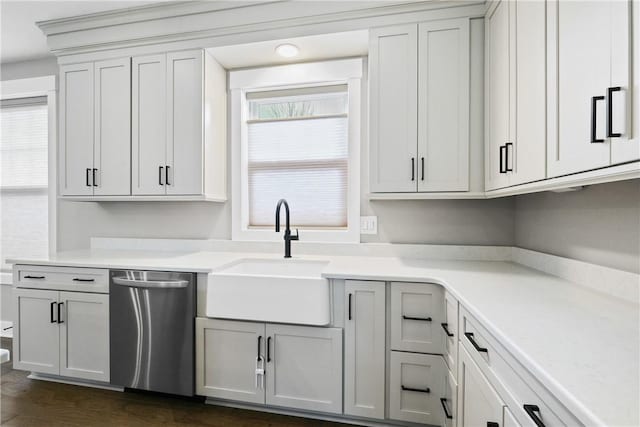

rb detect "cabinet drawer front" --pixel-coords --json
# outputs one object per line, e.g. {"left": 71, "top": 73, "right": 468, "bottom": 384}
{"left": 15, "top": 265, "right": 109, "bottom": 293}
{"left": 460, "top": 307, "right": 581, "bottom": 426}
{"left": 389, "top": 351, "right": 446, "bottom": 425}
{"left": 391, "top": 282, "right": 445, "bottom": 353}
{"left": 443, "top": 291, "right": 459, "bottom": 378}
{"left": 443, "top": 367, "right": 458, "bottom": 427}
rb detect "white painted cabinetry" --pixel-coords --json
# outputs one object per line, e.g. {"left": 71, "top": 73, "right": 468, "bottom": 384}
{"left": 548, "top": 0, "right": 636, "bottom": 177}
{"left": 132, "top": 49, "right": 227, "bottom": 200}
{"left": 60, "top": 58, "right": 131, "bottom": 196}
{"left": 370, "top": 18, "right": 471, "bottom": 194}
{"left": 196, "top": 318, "right": 343, "bottom": 414}
{"left": 13, "top": 268, "right": 110, "bottom": 383}
{"left": 343, "top": 280, "right": 385, "bottom": 419}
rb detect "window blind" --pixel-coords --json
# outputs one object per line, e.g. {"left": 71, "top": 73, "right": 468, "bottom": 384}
{"left": 246, "top": 87, "right": 349, "bottom": 228}
{"left": 0, "top": 99, "right": 48, "bottom": 269}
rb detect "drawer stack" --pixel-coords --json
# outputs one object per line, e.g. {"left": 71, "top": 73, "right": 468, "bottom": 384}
{"left": 388, "top": 282, "right": 458, "bottom": 426}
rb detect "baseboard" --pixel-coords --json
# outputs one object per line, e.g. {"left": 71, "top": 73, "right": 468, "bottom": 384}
{"left": 27, "top": 372, "right": 124, "bottom": 392}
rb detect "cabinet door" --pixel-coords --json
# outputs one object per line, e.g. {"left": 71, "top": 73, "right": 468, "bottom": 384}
{"left": 458, "top": 345, "right": 504, "bottom": 427}
{"left": 265, "top": 324, "right": 342, "bottom": 414}
{"left": 94, "top": 58, "right": 131, "bottom": 196}
{"left": 369, "top": 24, "right": 418, "bottom": 193}
{"left": 485, "top": 0, "right": 511, "bottom": 190}
{"left": 389, "top": 351, "right": 446, "bottom": 425}
{"left": 166, "top": 50, "right": 204, "bottom": 195}
{"left": 390, "top": 282, "right": 445, "bottom": 354}
{"left": 512, "top": 0, "right": 546, "bottom": 185}
{"left": 549, "top": 0, "right": 631, "bottom": 176}
{"left": 417, "top": 19, "right": 470, "bottom": 192}
{"left": 13, "top": 288, "right": 59, "bottom": 375}
{"left": 132, "top": 54, "right": 167, "bottom": 195}
{"left": 344, "top": 281, "right": 385, "bottom": 419}
{"left": 443, "top": 291, "right": 458, "bottom": 378}
{"left": 58, "top": 291, "right": 109, "bottom": 382}
{"left": 195, "top": 318, "right": 265, "bottom": 404}
{"left": 503, "top": 407, "right": 521, "bottom": 427}
{"left": 442, "top": 369, "right": 458, "bottom": 427}
{"left": 60, "top": 62, "right": 94, "bottom": 196}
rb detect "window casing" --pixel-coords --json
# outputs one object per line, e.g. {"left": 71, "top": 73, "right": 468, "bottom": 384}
{"left": 231, "top": 58, "right": 362, "bottom": 243}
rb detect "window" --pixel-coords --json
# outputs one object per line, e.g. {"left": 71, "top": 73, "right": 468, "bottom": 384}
{"left": 231, "top": 58, "right": 362, "bottom": 242}
{"left": 0, "top": 97, "right": 48, "bottom": 269}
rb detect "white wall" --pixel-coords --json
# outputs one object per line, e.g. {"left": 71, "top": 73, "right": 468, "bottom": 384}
{"left": 515, "top": 180, "right": 640, "bottom": 274}
{"left": 0, "top": 57, "right": 57, "bottom": 80}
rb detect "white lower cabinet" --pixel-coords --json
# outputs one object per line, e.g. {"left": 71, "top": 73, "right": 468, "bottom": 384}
{"left": 196, "top": 318, "right": 342, "bottom": 414}
{"left": 389, "top": 351, "right": 447, "bottom": 425}
{"left": 13, "top": 288, "right": 109, "bottom": 382}
{"left": 344, "top": 280, "right": 386, "bottom": 419}
{"left": 458, "top": 345, "right": 504, "bottom": 427}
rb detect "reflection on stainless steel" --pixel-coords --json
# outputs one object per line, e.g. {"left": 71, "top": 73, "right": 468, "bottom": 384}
{"left": 110, "top": 270, "right": 195, "bottom": 396}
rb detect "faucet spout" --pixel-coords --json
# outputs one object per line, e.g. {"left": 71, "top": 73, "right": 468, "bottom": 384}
{"left": 275, "top": 199, "right": 298, "bottom": 258}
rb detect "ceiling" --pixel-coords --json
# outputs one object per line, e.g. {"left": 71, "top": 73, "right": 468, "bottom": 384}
{"left": 208, "top": 30, "right": 369, "bottom": 70}
{"left": 0, "top": 1, "right": 160, "bottom": 64}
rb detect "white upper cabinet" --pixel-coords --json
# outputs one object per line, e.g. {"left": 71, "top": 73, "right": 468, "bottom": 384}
{"left": 94, "top": 58, "right": 131, "bottom": 196}
{"left": 485, "top": 0, "right": 546, "bottom": 191}
{"left": 60, "top": 63, "right": 95, "bottom": 196}
{"left": 369, "top": 24, "right": 418, "bottom": 193}
{"left": 548, "top": 0, "right": 635, "bottom": 177}
{"left": 418, "top": 19, "right": 470, "bottom": 192}
{"left": 132, "top": 49, "right": 226, "bottom": 199}
{"left": 370, "top": 19, "right": 472, "bottom": 194}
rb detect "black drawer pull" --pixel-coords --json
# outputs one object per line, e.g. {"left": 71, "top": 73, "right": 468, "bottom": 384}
{"left": 441, "top": 323, "right": 454, "bottom": 337}
{"left": 57, "top": 302, "right": 64, "bottom": 324}
{"left": 159, "top": 166, "right": 164, "bottom": 185}
{"left": 499, "top": 145, "right": 507, "bottom": 173}
{"left": 86, "top": 168, "right": 91, "bottom": 186}
{"left": 421, "top": 157, "right": 425, "bottom": 181}
{"left": 257, "top": 335, "right": 262, "bottom": 359}
{"left": 607, "top": 86, "right": 622, "bottom": 138}
{"left": 465, "top": 332, "right": 488, "bottom": 353}
{"left": 411, "top": 157, "right": 415, "bottom": 181}
{"left": 403, "top": 315, "right": 432, "bottom": 322}
{"left": 165, "top": 165, "right": 171, "bottom": 185}
{"left": 591, "top": 96, "right": 605, "bottom": 143}
{"left": 487, "top": 423, "right": 499, "bottom": 427}
{"left": 348, "top": 293, "right": 352, "bottom": 320}
{"left": 72, "top": 278, "right": 95, "bottom": 282}
{"left": 92, "top": 168, "right": 98, "bottom": 187}
{"left": 440, "top": 397, "right": 453, "bottom": 419}
{"left": 24, "top": 275, "right": 45, "bottom": 279}
{"left": 50, "top": 301, "right": 57, "bottom": 323}
{"left": 267, "top": 336, "right": 272, "bottom": 362}
{"left": 524, "top": 404, "right": 546, "bottom": 427}
{"left": 401, "top": 385, "right": 430, "bottom": 393}
{"left": 505, "top": 142, "right": 513, "bottom": 172}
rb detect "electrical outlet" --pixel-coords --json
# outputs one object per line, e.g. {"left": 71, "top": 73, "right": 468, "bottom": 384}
{"left": 360, "top": 216, "right": 378, "bottom": 235}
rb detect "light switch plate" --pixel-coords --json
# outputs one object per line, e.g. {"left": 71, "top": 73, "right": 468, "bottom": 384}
{"left": 360, "top": 216, "right": 378, "bottom": 235}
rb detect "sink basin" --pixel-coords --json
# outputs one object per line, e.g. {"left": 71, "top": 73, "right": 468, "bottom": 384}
{"left": 207, "top": 258, "right": 331, "bottom": 325}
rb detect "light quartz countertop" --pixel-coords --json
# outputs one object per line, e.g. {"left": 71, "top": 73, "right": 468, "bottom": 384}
{"left": 8, "top": 249, "right": 639, "bottom": 427}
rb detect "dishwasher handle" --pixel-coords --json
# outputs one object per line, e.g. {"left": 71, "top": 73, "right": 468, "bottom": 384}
{"left": 112, "top": 277, "right": 189, "bottom": 289}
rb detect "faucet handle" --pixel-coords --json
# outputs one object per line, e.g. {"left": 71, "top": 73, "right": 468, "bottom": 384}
{"left": 291, "top": 228, "right": 299, "bottom": 241}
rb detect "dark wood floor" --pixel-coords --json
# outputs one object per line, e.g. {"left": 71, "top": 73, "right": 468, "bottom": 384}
{"left": 0, "top": 338, "right": 351, "bottom": 427}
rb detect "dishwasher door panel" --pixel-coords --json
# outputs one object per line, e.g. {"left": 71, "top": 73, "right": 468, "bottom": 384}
{"left": 110, "top": 271, "right": 195, "bottom": 396}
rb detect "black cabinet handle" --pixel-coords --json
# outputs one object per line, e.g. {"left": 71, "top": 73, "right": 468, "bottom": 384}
{"left": 465, "top": 332, "right": 488, "bottom": 353}
{"left": 57, "top": 302, "right": 64, "bottom": 324}
{"left": 267, "top": 336, "right": 272, "bottom": 362}
{"left": 24, "top": 275, "right": 45, "bottom": 279}
{"left": 159, "top": 166, "right": 164, "bottom": 185}
{"left": 401, "top": 385, "right": 430, "bottom": 393}
{"left": 86, "top": 168, "right": 91, "bottom": 186}
{"left": 499, "top": 145, "right": 507, "bottom": 173}
{"left": 72, "top": 278, "right": 95, "bottom": 282}
{"left": 524, "top": 404, "right": 546, "bottom": 427}
{"left": 411, "top": 158, "right": 415, "bottom": 181}
{"left": 165, "top": 165, "right": 171, "bottom": 185}
{"left": 348, "top": 293, "right": 352, "bottom": 320}
{"left": 257, "top": 335, "right": 262, "bottom": 359}
{"left": 505, "top": 143, "right": 513, "bottom": 172}
{"left": 50, "top": 301, "right": 57, "bottom": 323}
{"left": 440, "top": 398, "right": 453, "bottom": 419}
{"left": 441, "top": 323, "right": 454, "bottom": 337}
{"left": 487, "top": 423, "right": 499, "bottom": 427}
{"left": 421, "top": 157, "right": 425, "bottom": 181}
{"left": 591, "top": 96, "right": 605, "bottom": 143}
{"left": 607, "top": 87, "right": 622, "bottom": 138}
{"left": 92, "top": 168, "right": 98, "bottom": 186}
{"left": 403, "top": 315, "right": 432, "bottom": 322}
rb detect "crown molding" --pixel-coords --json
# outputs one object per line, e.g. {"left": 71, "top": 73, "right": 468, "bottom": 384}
{"left": 37, "top": 1, "right": 485, "bottom": 59}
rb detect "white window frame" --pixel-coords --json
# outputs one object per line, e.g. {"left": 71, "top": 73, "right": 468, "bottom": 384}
{"left": 230, "top": 58, "right": 362, "bottom": 243}
{"left": 0, "top": 76, "right": 57, "bottom": 279}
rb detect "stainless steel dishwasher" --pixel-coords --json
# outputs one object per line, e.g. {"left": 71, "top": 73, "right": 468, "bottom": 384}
{"left": 110, "top": 270, "right": 195, "bottom": 396}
